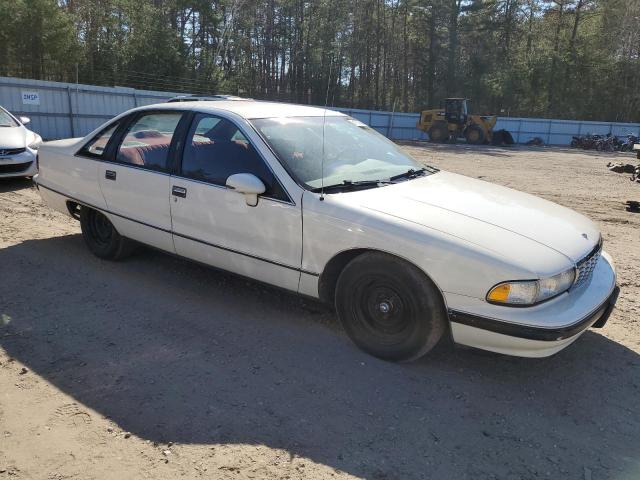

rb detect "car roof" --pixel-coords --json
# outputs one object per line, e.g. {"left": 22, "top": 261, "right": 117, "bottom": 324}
{"left": 138, "top": 100, "right": 345, "bottom": 120}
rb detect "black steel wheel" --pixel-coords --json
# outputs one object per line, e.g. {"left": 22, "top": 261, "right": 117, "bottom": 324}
{"left": 335, "top": 252, "right": 447, "bottom": 362}
{"left": 79, "top": 207, "right": 135, "bottom": 260}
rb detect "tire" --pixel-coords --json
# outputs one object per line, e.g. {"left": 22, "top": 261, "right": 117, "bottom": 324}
{"left": 465, "top": 124, "right": 485, "bottom": 145}
{"left": 502, "top": 130, "right": 515, "bottom": 145}
{"left": 335, "top": 252, "right": 447, "bottom": 362}
{"left": 428, "top": 124, "right": 449, "bottom": 143}
{"left": 491, "top": 130, "right": 504, "bottom": 146}
{"left": 79, "top": 207, "right": 135, "bottom": 260}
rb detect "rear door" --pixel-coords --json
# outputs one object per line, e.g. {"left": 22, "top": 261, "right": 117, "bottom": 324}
{"left": 169, "top": 113, "right": 303, "bottom": 292}
{"left": 97, "top": 111, "right": 186, "bottom": 253}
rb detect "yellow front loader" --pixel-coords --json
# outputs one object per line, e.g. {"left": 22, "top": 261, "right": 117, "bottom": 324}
{"left": 416, "top": 98, "right": 498, "bottom": 144}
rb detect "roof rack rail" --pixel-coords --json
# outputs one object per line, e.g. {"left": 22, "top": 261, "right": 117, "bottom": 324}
{"left": 167, "top": 94, "right": 251, "bottom": 103}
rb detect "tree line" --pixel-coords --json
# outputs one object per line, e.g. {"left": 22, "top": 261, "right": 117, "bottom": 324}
{"left": 1, "top": 0, "right": 638, "bottom": 122}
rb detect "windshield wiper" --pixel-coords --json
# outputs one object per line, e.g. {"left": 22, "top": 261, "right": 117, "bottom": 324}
{"left": 311, "top": 179, "right": 391, "bottom": 193}
{"left": 389, "top": 168, "right": 428, "bottom": 182}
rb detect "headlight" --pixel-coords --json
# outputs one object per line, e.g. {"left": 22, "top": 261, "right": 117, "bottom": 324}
{"left": 28, "top": 136, "right": 42, "bottom": 150}
{"left": 487, "top": 268, "right": 576, "bottom": 306}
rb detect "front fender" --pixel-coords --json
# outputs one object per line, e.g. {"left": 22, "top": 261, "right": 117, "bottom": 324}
{"left": 301, "top": 191, "right": 549, "bottom": 301}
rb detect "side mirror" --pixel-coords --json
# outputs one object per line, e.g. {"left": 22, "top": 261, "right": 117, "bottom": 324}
{"left": 226, "top": 173, "right": 266, "bottom": 207}
{"left": 19, "top": 116, "right": 31, "bottom": 125}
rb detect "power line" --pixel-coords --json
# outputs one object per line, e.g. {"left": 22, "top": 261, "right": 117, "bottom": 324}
{"left": 79, "top": 68, "right": 222, "bottom": 95}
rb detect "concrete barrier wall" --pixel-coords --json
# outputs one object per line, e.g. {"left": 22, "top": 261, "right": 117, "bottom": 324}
{"left": 2, "top": 76, "right": 639, "bottom": 144}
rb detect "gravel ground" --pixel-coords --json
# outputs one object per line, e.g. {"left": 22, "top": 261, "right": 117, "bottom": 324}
{"left": 0, "top": 144, "right": 638, "bottom": 480}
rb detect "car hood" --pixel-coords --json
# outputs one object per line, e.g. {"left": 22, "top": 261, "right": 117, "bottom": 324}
{"left": 351, "top": 171, "right": 600, "bottom": 263}
{"left": 0, "top": 125, "right": 30, "bottom": 149}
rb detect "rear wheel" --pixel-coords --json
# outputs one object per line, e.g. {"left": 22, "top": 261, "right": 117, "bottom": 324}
{"left": 80, "top": 207, "right": 135, "bottom": 260}
{"left": 465, "top": 124, "right": 486, "bottom": 145}
{"left": 335, "top": 252, "right": 447, "bottom": 362}
{"left": 428, "top": 124, "right": 449, "bottom": 143}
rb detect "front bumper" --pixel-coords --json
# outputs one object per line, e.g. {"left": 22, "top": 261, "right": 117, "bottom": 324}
{"left": 0, "top": 149, "right": 38, "bottom": 178}
{"left": 447, "top": 251, "right": 618, "bottom": 357}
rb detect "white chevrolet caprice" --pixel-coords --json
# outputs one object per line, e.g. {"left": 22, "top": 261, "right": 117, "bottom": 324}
{"left": 35, "top": 101, "right": 618, "bottom": 361}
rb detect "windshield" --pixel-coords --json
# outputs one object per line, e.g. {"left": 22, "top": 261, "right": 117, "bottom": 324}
{"left": 251, "top": 116, "right": 435, "bottom": 189}
{"left": 0, "top": 108, "right": 19, "bottom": 127}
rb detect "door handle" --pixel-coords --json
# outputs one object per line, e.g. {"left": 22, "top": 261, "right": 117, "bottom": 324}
{"left": 172, "top": 186, "right": 187, "bottom": 198}
{"left": 105, "top": 170, "right": 116, "bottom": 181}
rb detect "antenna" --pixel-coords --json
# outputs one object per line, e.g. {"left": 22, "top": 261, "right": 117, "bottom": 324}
{"left": 320, "top": 53, "right": 333, "bottom": 201}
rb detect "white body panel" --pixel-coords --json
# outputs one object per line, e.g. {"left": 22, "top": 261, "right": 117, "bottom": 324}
{"left": 450, "top": 323, "right": 584, "bottom": 358}
{"left": 169, "top": 178, "right": 302, "bottom": 292}
{"left": 37, "top": 138, "right": 106, "bottom": 209}
{"left": 98, "top": 165, "right": 174, "bottom": 253}
{"left": 34, "top": 100, "right": 618, "bottom": 359}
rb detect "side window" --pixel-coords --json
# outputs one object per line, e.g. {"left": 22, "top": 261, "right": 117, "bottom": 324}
{"left": 181, "top": 114, "right": 288, "bottom": 201}
{"left": 116, "top": 112, "right": 182, "bottom": 172}
{"left": 79, "top": 122, "right": 120, "bottom": 157}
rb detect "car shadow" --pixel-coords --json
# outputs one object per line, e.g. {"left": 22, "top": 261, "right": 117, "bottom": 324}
{"left": 1, "top": 235, "right": 639, "bottom": 479}
{"left": 0, "top": 177, "right": 34, "bottom": 193}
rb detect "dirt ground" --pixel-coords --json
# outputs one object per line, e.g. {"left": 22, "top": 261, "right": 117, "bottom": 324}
{"left": 0, "top": 144, "right": 639, "bottom": 480}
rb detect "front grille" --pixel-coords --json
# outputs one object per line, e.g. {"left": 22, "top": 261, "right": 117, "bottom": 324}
{"left": 574, "top": 242, "right": 602, "bottom": 288}
{"left": 0, "top": 161, "right": 32, "bottom": 174}
{"left": 0, "top": 147, "right": 26, "bottom": 157}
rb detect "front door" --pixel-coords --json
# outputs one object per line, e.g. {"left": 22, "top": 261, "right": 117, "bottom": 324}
{"left": 169, "top": 113, "right": 302, "bottom": 292}
{"left": 98, "top": 111, "right": 184, "bottom": 253}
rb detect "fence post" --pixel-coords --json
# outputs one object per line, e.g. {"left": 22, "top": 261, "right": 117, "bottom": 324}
{"left": 387, "top": 99, "right": 397, "bottom": 139}
{"left": 546, "top": 119, "right": 552, "bottom": 145}
{"left": 66, "top": 86, "right": 75, "bottom": 137}
{"left": 517, "top": 119, "right": 522, "bottom": 144}
{"left": 387, "top": 101, "right": 397, "bottom": 139}
{"left": 133, "top": 91, "right": 138, "bottom": 107}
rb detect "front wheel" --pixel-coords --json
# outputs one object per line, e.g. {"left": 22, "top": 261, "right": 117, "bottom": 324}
{"left": 428, "top": 124, "right": 449, "bottom": 143}
{"left": 465, "top": 125, "right": 486, "bottom": 145}
{"left": 335, "top": 252, "right": 447, "bottom": 362}
{"left": 79, "top": 207, "right": 135, "bottom": 260}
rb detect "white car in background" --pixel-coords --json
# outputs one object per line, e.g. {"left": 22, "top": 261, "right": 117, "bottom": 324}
{"left": 0, "top": 105, "right": 41, "bottom": 178}
{"left": 34, "top": 100, "right": 618, "bottom": 362}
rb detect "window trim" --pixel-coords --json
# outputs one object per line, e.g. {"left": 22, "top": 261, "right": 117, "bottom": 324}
{"left": 175, "top": 111, "right": 294, "bottom": 205}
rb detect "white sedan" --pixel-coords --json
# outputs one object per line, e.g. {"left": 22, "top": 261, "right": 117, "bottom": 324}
{"left": 0, "top": 106, "right": 41, "bottom": 178}
{"left": 34, "top": 101, "right": 618, "bottom": 361}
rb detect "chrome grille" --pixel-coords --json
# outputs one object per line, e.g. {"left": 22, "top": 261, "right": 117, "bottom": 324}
{"left": 574, "top": 243, "right": 602, "bottom": 287}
